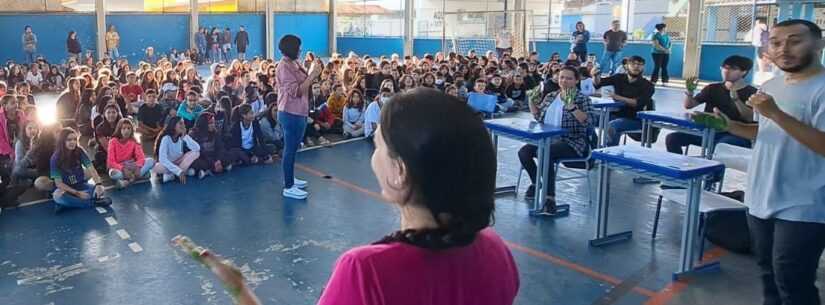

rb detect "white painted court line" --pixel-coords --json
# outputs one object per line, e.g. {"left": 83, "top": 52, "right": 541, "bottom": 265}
{"left": 95, "top": 207, "right": 107, "bottom": 214}
{"left": 104, "top": 217, "right": 118, "bottom": 226}
{"left": 128, "top": 242, "right": 144, "bottom": 253}
{"left": 115, "top": 229, "right": 131, "bottom": 240}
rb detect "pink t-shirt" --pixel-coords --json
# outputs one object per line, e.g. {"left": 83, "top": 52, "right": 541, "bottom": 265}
{"left": 317, "top": 228, "right": 519, "bottom": 305}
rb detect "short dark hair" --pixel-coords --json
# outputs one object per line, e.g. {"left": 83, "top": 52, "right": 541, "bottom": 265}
{"left": 655, "top": 23, "right": 667, "bottom": 31}
{"left": 722, "top": 55, "right": 754, "bottom": 74}
{"left": 774, "top": 19, "right": 822, "bottom": 39}
{"left": 626, "top": 55, "right": 646, "bottom": 65}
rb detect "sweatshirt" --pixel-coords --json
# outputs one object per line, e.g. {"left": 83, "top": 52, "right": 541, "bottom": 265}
{"left": 157, "top": 134, "right": 200, "bottom": 176}
{"left": 107, "top": 138, "right": 146, "bottom": 171}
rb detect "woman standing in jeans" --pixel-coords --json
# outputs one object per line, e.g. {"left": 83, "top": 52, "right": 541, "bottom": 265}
{"left": 650, "top": 23, "right": 671, "bottom": 85}
{"left": 276, "top": 34, "right": 321, "bottom": 200}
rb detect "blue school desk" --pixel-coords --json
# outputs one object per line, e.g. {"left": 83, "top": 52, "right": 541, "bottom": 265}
{"left": 485, "top": 118, "right": 567, "bottom": 215}
{"left": 637, "top": 111, "right": 718, "bottom": 158}
{"left": 589, "top": 97, "right": 625, "bottom": 148}
{"left": 589, "top": 145, "right": 725, "bottom": 279}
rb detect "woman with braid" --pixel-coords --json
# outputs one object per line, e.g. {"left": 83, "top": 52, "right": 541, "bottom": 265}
{"left": 185, "top": 88, "right": 520, "bottom": 305}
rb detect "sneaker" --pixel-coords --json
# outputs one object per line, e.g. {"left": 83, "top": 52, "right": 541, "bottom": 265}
{"left": 226, "top": 164, "right": 234, "bottom": 172}
{"left": 198, "top": 170, "right": 208, "bottom": 180}
{"left": 525, "top": 184, "right": 536, "bottom": 200}
{"left": 263, "top": 156, "right": 274, "bottom": 164}
{"left": 294, "top": 178, "right": 308, "bottom": 189}
{"left": 162, "top": 173, "right": 175, "bottom": 183}
{"left": 187, "top": 169, "right": 196, "bottom": 176}
{"left": 318, "top": 137, "right": 331, "bottom": 145}
{"left": 282, "top": 186, "right": 308, "bottom": 200}
{"left": 94, "top": 197, "right": 113, "bottom": 207}
{"left": 305, "top": 138, "right": 316, "bottom": 146}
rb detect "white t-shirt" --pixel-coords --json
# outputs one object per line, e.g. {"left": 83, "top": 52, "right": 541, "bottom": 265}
{"left": 580, "top": 78, "right": 596, "bottom": 96}
{"left": 745, "top": 71, "right": 825, "bottom": 223}
{"left": 496, "top": 32, "right": 512, "bottom": 49}
{"left": 240, "top": 122, "right": 254, "bottom": 150}
{"left": 26, "top": 71, "right": 43, "bottom": 86}
{"left": 364, "top": 101, "right": 382, "bottom": 137}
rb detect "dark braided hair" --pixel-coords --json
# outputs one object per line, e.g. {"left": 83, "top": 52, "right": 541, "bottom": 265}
{"left": 373, "top": 88, "right": 496, "bottom": 250}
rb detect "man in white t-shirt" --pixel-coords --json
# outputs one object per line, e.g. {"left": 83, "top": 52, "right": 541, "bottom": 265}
{"left": 24, "top": 64, "right": 43, "bottom": 91}
{"left": 715, "top": 19, "right": 825, "bottom": 305}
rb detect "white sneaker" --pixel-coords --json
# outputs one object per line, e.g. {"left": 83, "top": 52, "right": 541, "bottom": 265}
{"left": 187, "top": 169, "right": 196, "bottom": 176}
{"left": 162, "top": 174, "right": 175, "bottom": 183}
{"left": 293, "top": 178, "right": 308, "bottom": 189}
{"left": 198, "top": 170, "right": 207, "bottom": 180}
{"left": 282, "top": 186, "right": 308, "bottom": 200}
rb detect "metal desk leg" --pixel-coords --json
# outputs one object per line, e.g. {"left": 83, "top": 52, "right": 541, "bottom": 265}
{"left": 589, "top": 163, "right": 631, "bottom": 246}
{"left": 672, "top": 178, "right": 720, "bottom": 280}
{"left": 532, "top": 139, "right": 546, "bottom": 212}
{"left": 598, "top": 109, "right": 609, "bottom": 148}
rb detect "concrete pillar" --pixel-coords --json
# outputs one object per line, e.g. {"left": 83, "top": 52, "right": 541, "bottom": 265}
{"left": 329, "top": 0, "right": 337, "bottom": 55}
{"left": 95, "top": 0, "right": 106, "bottom": 60}
{"left": 682, "top": 0, "right": 703, "bottom": 79}
{"left": 266, "top": 0, "right": 274, "bottom": 59}
{"left": 190, "top": 0, "right": 199, "bottom": 50}
{"left": 404, "top": 0, "right": 415, "bottom": 56}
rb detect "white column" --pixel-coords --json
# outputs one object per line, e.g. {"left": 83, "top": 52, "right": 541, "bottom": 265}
{"left": 404, "top": 0, "right": 414, "bottom": 56}
{"left": 190, "top": 0, "right": 199, "bottom": 50}
{"left": 329, "top": 0, "right": 337, "bottom": 56}
{"left": 682, "top": 0, "right": 703, "bottom": 78}
{"left": 96, "top": 0, "right": 106, "bottom": 60}
{"left": 266, "top": 0, "right": 274, "bottom": 59}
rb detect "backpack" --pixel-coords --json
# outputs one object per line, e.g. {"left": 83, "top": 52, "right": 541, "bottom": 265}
{"left": 704, "top": 190, "right": 752, "bottom": 254}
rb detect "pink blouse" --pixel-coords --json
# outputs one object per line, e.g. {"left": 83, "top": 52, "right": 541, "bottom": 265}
{"left": 276, "top": 58, "right": 309, "bottom": 117}
{"left": 316, "top": 228, "right": 520, "bottom": 305}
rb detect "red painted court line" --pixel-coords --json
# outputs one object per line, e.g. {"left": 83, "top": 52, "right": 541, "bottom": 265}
{"left": 643, "top": 247, "right": 728, "bottom": 305}
{"left": 295, "top": 163, "right": 657, "bottom": 298}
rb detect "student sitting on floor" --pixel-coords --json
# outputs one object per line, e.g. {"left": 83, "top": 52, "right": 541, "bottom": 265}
{"left": 107, "top": 118, "right": 155, "bottom": 189}
{"left": 505, "top": 74, "right": 529, "bottom": 109}
{"left": 13, "top": 125, "right": 56, "bottom": 192}
{"left": 326, "top": 84, "right": 347, "bottom": 120}
{"left": 137, "top": 89, "right": 165, "bottom": 143}
{"left": 178, "top": 91, "right": 205, "bottom": 129}
{"left": 189, "top": 112, "right": 231, "bottom": 179}
{"left": 194, "top": 88, "right": 519, "bottom": 305}
{"left": 153, "top": 116, "right": 201, "bottom": 184}
{"left": 592, "top": 55, "right": 654, "bottom": 146}
{"left": 13, "top": 121, "right": 38, "bottom": 178}
{"left": 365, "top": 88, "right": 390, "bottom": 140}
{"left": 50, "top": 127, "right": 111, "bottom": 213}
{"left": 227, "top": 104, "right": 275, "bottom": 165}
{"left": 518, "top": 66, "right": 594, "bottom": 215}
{"left": 666, "top": 55, "right": 756, "bottom": 154}
{"left": 342, "top": 89, "right": 365, "bottom": 138}
{"left": 93, "top": 104, "right": 121, "bottom": 171}
{"left": 257, "top": 103, "right": 284, "bottom": 155}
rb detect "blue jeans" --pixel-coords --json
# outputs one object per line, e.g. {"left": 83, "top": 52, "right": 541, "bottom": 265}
{"left": 605, "top": 118, "right": 642, "bottom": 147}
{"left": 53, "top": 184, "right": 100, "bottom": 208}
{"left": 108, "top": 47, "right": 119, "bottom": 59}
{"left": 278, "top": 111, "right": 307, "bottom": 189}
{"left": 109, "top": 158, "right": 155, "bottom": 181}
{"left": 601, "top": 50, "right": 622, "bottom": 75}
{"left": 24, "top": 50, "right": 35, "bottom": 64}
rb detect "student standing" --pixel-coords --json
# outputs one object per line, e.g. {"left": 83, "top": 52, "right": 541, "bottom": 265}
{"left": 66, "top": 31, "right": 82, "bottom": 61}
{"left": 571, "top": 22, "right": 590, "bottom": 62}
{"left": 106, "top": 25, "right": 120, "bottom": 59}
{"left": 21, "top": 26, "right": 37, "bottom": 64}
{"left": 650, "top": 23, "right": 672, "bottom": 85}
{"left": 601, "top": 20, "right": 627, "bottom": 76}
{"left": 235, "top": 26, "right": 249, "bottom": 61}
{"left": 715, "top": 20, "right": 825, "bottom": 305}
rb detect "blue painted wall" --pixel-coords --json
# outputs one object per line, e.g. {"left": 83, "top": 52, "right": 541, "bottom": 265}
{"left": 0, "top": 14, "right": 96, "bottom": 64}
{"left": 200, "top": 13, "right": 265, "bottom": 58}
{"left": 336, "top": 37, "right": 403, "bottom": 57}
{"left": 699, "top": 44, "right": 755, "bottom": 82}
{"left": 107, "top": 14, "right": 190, "bottom": 64}
{"left": 533, "top": 40, "right": 685, "bottom": 78}
{"left": 274, "top": 13, "right": 329, "bottom": 58}
{"left": 413, "top": 38, "right": 442, "bottom": 57}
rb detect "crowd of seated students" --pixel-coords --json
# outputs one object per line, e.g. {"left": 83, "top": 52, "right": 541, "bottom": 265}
{"left": 0, "top": 41, "right": 758, "bottom": 214}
